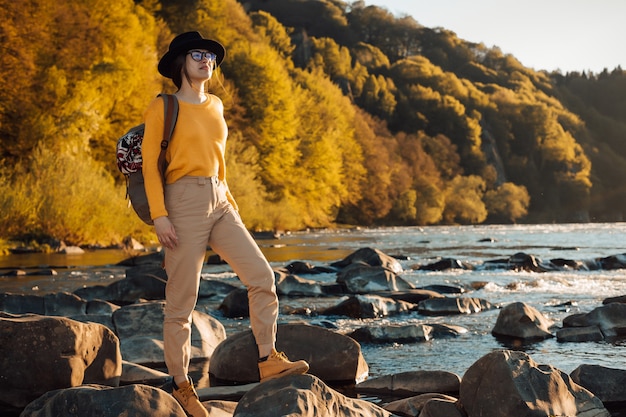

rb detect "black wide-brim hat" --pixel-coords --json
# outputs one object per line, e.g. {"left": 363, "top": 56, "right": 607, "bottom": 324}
{"left": 158, "top": 31, "right": 225, "bottom": 78}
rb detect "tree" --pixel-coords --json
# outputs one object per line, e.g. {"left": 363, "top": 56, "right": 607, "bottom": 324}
{"left": 484, "top": 182, "right": 530, "bottom": 223}
{"left": 443, "top": 175, "right": 487, "bottom": 224}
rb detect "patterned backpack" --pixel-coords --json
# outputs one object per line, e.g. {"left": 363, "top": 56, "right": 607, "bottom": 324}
{"left": 116, "top": 94, "right": 179, "bottom": 225}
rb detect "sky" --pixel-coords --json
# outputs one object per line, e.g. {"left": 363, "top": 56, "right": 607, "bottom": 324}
{"left": 366, "top": 0, "right": 626, "bottom": 74}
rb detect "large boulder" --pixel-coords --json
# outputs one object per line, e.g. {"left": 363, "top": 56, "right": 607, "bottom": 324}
{"left": 0, "top": 292, "right": 86, "bottom": 316}
{"left": 275, "top": 271, "right": 326, "bottom": 296}
{"left": 74, "top": 271, "right": 167, "bottom": 304}
{"left": 0, "top": 315, "right": 121, "bottom": 411}
{"left": 356, "top": 370, "right": 461, "bottom": 397}
{"left": 336, "top": 263, "right": 414, "bottom": 293}
{"left": 458, "top": 350, "right": 610, "bottom": 417}
{"left": 322, "top": 295, "right": 416, "bottom": 319}
{"left": 331, "top": 247, "right": 403, "bottom": 274}
{"left": 384, "top": 393, "right": 459, "bottom": 417}
{"left": 570, "top": 364, "right": 626, "bottom": 404}
{"left": 112, "top": 301, "right": 226, "bottom": 365}
{"left": 233, "top": 374, "right": 391, "bottom": 417}
{"left": 562, "top": 302, "right": 626, "bottom": 337}
{"left": 19, "top": 384, "right": 184, "bottom": 417}
{"left": 491, "top": 301, "right": 553, "bottom": 340}
{"left": 209, "top": 323, "right": 368, "bottom": 385}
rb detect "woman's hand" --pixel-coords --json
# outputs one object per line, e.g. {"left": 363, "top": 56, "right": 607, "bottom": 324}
{"left": 154, "top": 216, "right": 178, "bottom": 250}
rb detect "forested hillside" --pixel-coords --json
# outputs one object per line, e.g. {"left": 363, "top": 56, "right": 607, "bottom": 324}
{"left": 1, "top": 0, "right": 625, "bottom": 246}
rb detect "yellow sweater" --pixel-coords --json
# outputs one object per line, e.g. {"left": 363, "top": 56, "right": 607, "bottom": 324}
{"left": 142, "top": 94, "right": 238, "bottom": 219}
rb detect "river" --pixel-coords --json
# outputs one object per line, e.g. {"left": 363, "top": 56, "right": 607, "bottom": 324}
{"left": 2, "top": 223, "right": 626, "bottom": 382}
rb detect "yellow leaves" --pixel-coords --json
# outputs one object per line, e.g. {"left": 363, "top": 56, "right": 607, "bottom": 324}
{"left": 484, "top": 183, "right": 530, "bottom": 223}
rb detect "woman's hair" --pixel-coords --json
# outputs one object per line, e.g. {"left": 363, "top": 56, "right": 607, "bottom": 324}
{"left": 171, "top": 54, "right": 189, "bottom": 90}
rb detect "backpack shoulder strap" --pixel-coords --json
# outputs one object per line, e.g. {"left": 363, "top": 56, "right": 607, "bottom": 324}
{"left": 156, "top": 93, "right": 179, "bottom": 177}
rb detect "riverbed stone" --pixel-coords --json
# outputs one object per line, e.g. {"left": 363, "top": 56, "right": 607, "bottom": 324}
{"left": 458, "top": 349, "right": 610, "bottom": 417}
{"left": 356, "top": 370, "right": 461, "bottom": 396}
{"left": 112, "top": 301, "right": 226, "bottom": 365}
{"left": 233, "top": 374, "right": 391, "bottom": 417}
{"left": 417, "top": 296, "right": 495, "bottom": 315}
{"left": 491, "top": 301, "right": 554, "bottom": 340}
{"left": 348, "top": 323, "right": 433, "bottom": 344}
{"left": 0, "top": 315, "right": 121, "bottom": 409}
{"left": 120, "top": 361, "right": 170, "bottom": 386}
{"left": 19, "top": 384, "right": 183, "bottom": 417}
{"left": 322, "top": 294, "right": 416, "bottom": 318}
{"left": 209, "top": 323, "right": 368, "bottom": 384}
{"left": 349, "top": 323, "right": 467, "bottom": 344}
{"left": 276, "top": 271, "right": 325, "bottom": 296}
{"left": 330, "top": 247, "right": 403, "bottom": 274}
{"left": 336, "top": 262, "right": 414, "bottom": 293}
{"left": 74, "top": 272, "right": 167, "bottom": 304}
{"left": 570, "top": 364, "right": 626, "bottom": 404}
{"left": 418, "top": 258, "right": 473, "bottom": 271}
{"left": 0, "top": 293, "right": 44, "bottom": 315}
{"left": 383, "top": 393, "right": 459, "bottom": 416}
{"left": 556, "top": 325, "right": 604, "bottom": 342}
{"left": 419, "top": 397, "right": 464, "bottom": 417}
{"left": 562, "top": 302, "right": 626, "bottom": 337}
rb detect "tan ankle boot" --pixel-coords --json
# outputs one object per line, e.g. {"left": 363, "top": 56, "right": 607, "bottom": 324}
{"left": 258, "top": 349, "right": 309, "bottom": 382}
{"left": 172, "top": 376, "right": 209, "bottom": 417}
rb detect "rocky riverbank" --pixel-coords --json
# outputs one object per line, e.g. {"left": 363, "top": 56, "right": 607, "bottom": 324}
{"left": 1, "top": 247, "right": 626, "bottom": 416}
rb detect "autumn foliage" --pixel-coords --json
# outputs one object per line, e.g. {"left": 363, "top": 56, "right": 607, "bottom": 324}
{"left": 0, "top": 0, "right": 624, "bottom": 245}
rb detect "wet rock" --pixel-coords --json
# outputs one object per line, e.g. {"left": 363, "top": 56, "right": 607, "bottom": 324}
{"left": 116, "top": 251, "right": 164, "bottom": 267}
{"left": 283, "top": 261, "right": 336, "bottom": 274}
{"left": 337, "top": 262, "right": 414, "bottom": 293}
{"left": 374, "top": 289, "right": 445, "bottom": 304}
{"left": 331, "top": 247, "right": 403, "bottom": 274}
{"left": 597, "top": 253, "right": 626, "bottom": 270}
{"left": 418, "top": 297, "right": 495, "bottom": 315}
{"left": 120, "top": 361, "right": 170, "bottom": 386}
{"left": 418, "top": 284, "right": 466, "bottom": 294}
{"left": 420, "top": 398, "right": 464, "bottom": 417}
{"left": 209, "top": 323, "right": 368, "bottom": 385}
{"left": 384, "top": 393, "right": 459, "bottom": 417}
{"left": 20, "top": 384, "right": 183, "bottom": 417}
{"left": 276, "top": 271, "right": 325, "bottom": 296}
{"left": 492, "top": 301, "right": 554, "bottom": 340}
{"left": 0, "top": 293, "right": 45, "bottom": 315}
{"left": 234, "top": 374, "right": 391, "bottom": 417}
{"left": 458, "top": 349, "right": 609, "bottom": 417}
{"left": 418, "top": 258, "right": 473, "bottom": 271}
{"left": 562, "top": 302, "right": 626, "bottom": 337}
{"left": 322, "top": 294, "right": 416, "bottom": 319}
{"left": 0, "top": 315, "right": 121, "bottom": 410}
{"left": 603, "top": 294, "right": 626, "bottom": 304}
{"left": 74, "top": 271, "right": 167, "bottom": 304}
{"left": 199, "top": 278, "right": 239, "bottom": 298}
{"left": 219, "top": 287, "right": 249, "bottom": 318}
{"left": 356, "top": 370, "right": 461, "bottom": 396}
{"left": 43, "top": 292, "right": 86, "bottom": 316}
{"left": 112, "top": 301, "right": 226, "bottom": 365}
{"left": 557, "top": 325, "right": 604, "bottom": 342}
{"left": 348, "top": 323, "right": 433, "bottom": 344}
{"left": 570, "top": 364, "right": 626, "bottom": 404}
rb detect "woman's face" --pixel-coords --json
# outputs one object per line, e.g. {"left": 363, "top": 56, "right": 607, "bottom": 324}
{"left": 185, "top": 49, "right": 216, "bottom": 81}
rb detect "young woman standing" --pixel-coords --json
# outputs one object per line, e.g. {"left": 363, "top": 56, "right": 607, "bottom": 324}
{"left": 142, "top": 31, "right": 309, "bottom": 417}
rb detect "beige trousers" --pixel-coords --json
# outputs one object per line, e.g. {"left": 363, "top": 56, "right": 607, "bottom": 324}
{"left": 162, "top": 176, "right": 278, "bottom": 379}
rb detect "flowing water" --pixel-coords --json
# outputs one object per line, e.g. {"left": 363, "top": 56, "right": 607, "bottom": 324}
{"left": 2, "top": 223, "right": 626, "bottom": 381}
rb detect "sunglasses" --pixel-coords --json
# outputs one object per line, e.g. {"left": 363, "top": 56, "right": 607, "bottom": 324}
{"left": 188, "top": 50, "right": 217, "bottom": 63}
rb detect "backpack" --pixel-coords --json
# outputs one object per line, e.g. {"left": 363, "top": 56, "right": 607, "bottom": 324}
{"left": 116, "top": 94, "right": 179, "bottom": 225}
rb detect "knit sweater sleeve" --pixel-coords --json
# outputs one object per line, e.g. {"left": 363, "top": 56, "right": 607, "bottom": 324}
{"left": 142, "top": 97, "right": 168, "bottom": 220}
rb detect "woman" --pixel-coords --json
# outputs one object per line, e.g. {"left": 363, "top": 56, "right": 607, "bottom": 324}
{"left": 142, "top": 31, "right": 309, "bottom": 417}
